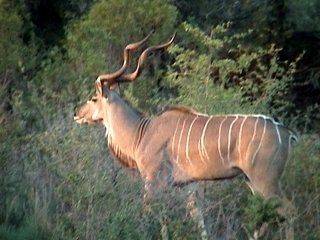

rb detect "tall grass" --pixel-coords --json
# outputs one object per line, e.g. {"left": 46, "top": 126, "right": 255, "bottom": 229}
{"left": 1, "top": 101, "right": 320, "bottom": 239}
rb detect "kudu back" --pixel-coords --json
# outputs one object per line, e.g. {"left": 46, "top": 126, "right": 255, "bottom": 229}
{"left": 74, "top": 32, "right": 297, "bottom": 226}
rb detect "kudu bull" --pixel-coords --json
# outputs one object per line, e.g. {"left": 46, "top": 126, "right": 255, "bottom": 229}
{"left": 74, "top": 33, "right": 297, "bottom": 239}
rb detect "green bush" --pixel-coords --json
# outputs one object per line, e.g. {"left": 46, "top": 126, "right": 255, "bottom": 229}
{"left": 160, "top": 22, "right": 294, "bottom": 119}
{"left": 0, "top": 221, "right": 49, "bottom": 240}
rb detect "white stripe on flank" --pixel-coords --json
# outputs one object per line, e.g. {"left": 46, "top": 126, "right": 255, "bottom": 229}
{"left": 216, "top": 114, "right": 283, "bottom": 127}
{"left": 227, "top": 116, "right": 239, "bottom": 162}
{"left": 275, "top": 124, "right": 282, "bottom": 144}
{"left": 200, "top": 116, "right": 213, "bottom": 160}
{"left": 198, "top": 140, "right": 206, "bottom": 164}
{"left": 218, "top": 116, "right": 228, "bottom": 163}
{"left": 251, "top": 116, "right": 266, "bottom": 164}
{"left": 171, "top": 117, "right": 181, "bottom": 156}
{"left": 177, "top": 118, "right": 187, "bottom": 165}
{"left": 186, "top": 116, "right": 198, "bottom": 165}
{"left": 245, "top": 117, "right": 260, "bottom": 160}
{"left": 238, "top": 116, "right": 248, "bottom": 160}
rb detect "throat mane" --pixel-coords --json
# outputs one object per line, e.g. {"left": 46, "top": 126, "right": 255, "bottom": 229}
{"left": 107, "top": 135, "right": 137, "bottom": 169}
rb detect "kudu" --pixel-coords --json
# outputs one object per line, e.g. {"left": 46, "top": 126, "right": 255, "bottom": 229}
{"left": 74, "top": 33, "right": 297, "bottom": 239}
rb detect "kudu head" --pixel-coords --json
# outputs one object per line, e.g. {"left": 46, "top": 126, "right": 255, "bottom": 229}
{"left": 74, "top": 32, "right": 175, "bottom": 125}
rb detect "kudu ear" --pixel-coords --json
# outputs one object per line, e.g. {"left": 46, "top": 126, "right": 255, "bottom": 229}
{"left": 95, "top": 80, "right": 103, "bottom": 96}
{"left": 95, "top": 79, "right": 112, "bottom": 99}
{"left": 100, "top": 83, "right": 119, "bottom": 100}
{"left": 102, "top": 83, "right": 113, "bottom": 99}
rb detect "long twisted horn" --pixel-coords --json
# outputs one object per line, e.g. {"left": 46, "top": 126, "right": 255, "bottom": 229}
{"left": 98, "top": 31, "right": 153, "bottom": 83}
{"left": 117, "top": 33, "right": 176, "bottom": 83}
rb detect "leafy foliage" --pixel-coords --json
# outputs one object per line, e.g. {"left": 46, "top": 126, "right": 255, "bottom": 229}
{"left": 162, "top": 23, "right": 297, "bottom": 123}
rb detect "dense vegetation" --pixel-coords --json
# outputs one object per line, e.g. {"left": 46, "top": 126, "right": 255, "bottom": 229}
{"left": 1, "top": 0, "right": 319, "bottom": 239}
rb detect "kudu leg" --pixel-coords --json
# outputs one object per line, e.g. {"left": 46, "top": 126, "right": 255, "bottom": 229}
{"left": 248, "top": 178, "right": 295, "bottom": 240}
{"left": 275, "top": 192, "right": 296, "bottom": 240}
{"left": 186, "top": 183, "right": 209, "bottom": 240}
{"left": 143, "top": 179, "right": 169, "bottom": 240}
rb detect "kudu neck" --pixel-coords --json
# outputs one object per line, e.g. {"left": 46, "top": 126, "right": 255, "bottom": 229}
{"left": 105, "top": 93, "right": 144, "bottom": 155}
{"left": 103, "top": 93, "right": 146, "bottom": 169}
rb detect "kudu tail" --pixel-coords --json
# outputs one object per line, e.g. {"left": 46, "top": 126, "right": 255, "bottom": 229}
{"left": 290, "top": 133, "right": 299, "bottom": 143}
{"left": 289, "top": 130, "right": 299, "bottom": 144}
{"left": 288, "top": 130, "right": 299, "bottom": 154}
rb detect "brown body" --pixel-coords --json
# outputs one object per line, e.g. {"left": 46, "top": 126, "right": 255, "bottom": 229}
{"left": 98, "top": 99, "right": 296, "bottom": 200}
{"left": 140, "top": 109, "right": 296, "bottom": 195}
{"left": 74, "top": 33, "right": 297, "bottom": 239}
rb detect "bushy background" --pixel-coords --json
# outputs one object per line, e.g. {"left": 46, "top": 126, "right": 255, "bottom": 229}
{"left": 1, "top": 0, "right": 319, "bottom": 239}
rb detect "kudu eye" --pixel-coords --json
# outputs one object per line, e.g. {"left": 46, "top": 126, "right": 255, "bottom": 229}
{"left": 92, "top": 97, "right": 98, "bottom": 102}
